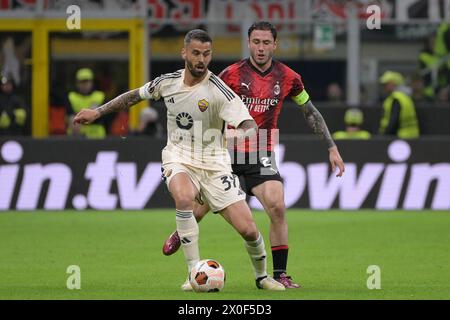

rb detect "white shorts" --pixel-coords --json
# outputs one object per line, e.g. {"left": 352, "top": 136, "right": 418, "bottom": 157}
{"left": 162, "top": 162, "right": 246, "bottom": 213}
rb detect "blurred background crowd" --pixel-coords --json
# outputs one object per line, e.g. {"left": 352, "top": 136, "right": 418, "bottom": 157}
{"left": 1, "top": 0, "right": 449, "bottom": 140}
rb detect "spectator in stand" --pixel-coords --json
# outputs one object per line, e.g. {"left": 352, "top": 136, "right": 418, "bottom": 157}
{"left": 332, "top": 108, "right": 371, "bottom": 140}
{"left": 419, "top": 36, "right": 441, "bottom": 101}
{"left": 379, "top": 71, "right": 420, "bottom": 139}
{"left": 326, "top": 82, "right": 344, "bottom": 103}
{"left": 434, "top": 22, "right": 450, "bottom": 88}
{"left": 437, "top": 86, "right": 449, "bottom": 104}
{"left": 410, "top": 73, "right": 425, "bottom": 103}
{"left": 66, "top": 68, "right": 108, "bottom": 138}
{"left": 0, "top": 72, "right": 28, "bottom": 136}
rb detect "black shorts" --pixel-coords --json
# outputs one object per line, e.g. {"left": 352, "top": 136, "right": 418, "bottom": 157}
{"left": 231, "top": 151, "right": 283, "bottom": 196}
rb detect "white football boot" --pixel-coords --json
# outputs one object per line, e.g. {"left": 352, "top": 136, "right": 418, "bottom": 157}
{"left": 181, "top": 277, "right": 193, "bottom": 292}
{"left": 256, "top": 276, "right": 286, "bottom": 291}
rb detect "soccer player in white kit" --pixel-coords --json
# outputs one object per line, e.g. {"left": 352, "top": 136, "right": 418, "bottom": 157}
{"left": 73, "top": 29, "right": 285, "bottom": 291}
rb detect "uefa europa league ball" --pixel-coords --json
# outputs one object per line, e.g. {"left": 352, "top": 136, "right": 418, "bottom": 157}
{"left": 189, "top": 259, "right": 226, "bottom": 292}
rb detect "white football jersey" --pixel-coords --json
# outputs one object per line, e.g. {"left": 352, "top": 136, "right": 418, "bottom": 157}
{"left": 139, "top": 69, "right": 253, "bottom": 170}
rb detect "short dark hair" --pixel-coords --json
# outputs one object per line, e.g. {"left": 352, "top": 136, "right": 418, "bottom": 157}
{"left": 248, "top": 21, "right": 277, "bottom": 41}
{"left": 184, "top": 29, "right": 212, "bottom": 46}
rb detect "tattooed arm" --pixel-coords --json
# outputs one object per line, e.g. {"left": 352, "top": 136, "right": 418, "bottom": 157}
{"left": 73, "top": 89, "right": 142, "bottom": 125}
{"left": 301, "top": 100, "right": 345, "bottom": 177}
{"left": 301, "top": 100, "right": 336, "bottom": 149}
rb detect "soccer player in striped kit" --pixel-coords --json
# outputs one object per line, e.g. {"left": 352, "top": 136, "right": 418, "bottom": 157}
{"left": 163, "top": 22, "right": 345, "bottom": 288}
{"left": 73, "top": 29, "right": 285, "bottom": 292}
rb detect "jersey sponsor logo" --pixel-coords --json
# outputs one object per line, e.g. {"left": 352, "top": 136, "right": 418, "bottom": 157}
{"left": 166, "top": 97, "right": 175, "bottom": 104}
{"left": 240, "top": 95, "right": 280, "bottom": 113}
{"left": 175, "top": 112, "right": 194, "bottom": 130}
{"left": 198, "top": 99, "right": 209, "bottom": 112}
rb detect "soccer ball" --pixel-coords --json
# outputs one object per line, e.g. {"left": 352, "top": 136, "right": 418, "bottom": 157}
{"left": 189, "top": 259, "right": 226, "bottom": 292}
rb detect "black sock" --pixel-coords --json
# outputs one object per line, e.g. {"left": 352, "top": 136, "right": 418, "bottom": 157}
{"left": 272, "top": 245, "right": 288, "bottom": 279}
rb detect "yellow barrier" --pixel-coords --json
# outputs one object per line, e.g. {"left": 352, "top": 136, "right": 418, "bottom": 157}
{"left": 0, "top": 18, "right": 145, "bottom": 137}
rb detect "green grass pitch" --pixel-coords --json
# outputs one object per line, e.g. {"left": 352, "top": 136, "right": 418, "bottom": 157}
{"left": 0, "top": 209, "right": 449, "bottom": 300}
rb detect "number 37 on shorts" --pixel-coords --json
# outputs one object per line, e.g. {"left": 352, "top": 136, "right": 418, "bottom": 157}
{"left": 162, "top": 163, "right": 246, "bottom": 212}
{"left": 220, "top": 174, "right": 238, "bottom": 191}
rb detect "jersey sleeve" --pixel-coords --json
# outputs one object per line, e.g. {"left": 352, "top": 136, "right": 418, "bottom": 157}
{"left": 219, "top": 96, "right": 253, "bottom": 128}
{"left": 211, "top": 76, "right": 250, "bottom": 127}
{"left": 219, "top": 65, "right": 239, "bottom": 92}
{"left": 210, "top": 73, "right": 252, "bottom": 127}
{"left": 288, "top": 69, "right": 311, "bottom": 106}
{"left": 138, "top": 77, "right": 163, "bottom": 101}
{"left": 218, "top": 65, "right": 233, "bottom": 82}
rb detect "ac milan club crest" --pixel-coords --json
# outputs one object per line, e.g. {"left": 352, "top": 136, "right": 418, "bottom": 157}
{"left": 274, "top": 82, "right": 280, "bottom": 96}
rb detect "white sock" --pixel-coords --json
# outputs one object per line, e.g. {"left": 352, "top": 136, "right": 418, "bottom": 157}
{"left": 176, "top": 210, "right": 199, "bottom": 272}
{"left": 244, "top": 232, "right": 267, "bottom": 279}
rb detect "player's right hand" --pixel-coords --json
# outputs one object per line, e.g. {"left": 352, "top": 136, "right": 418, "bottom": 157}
{"left": 73, "top": 109, "right": 100, "bottom": 126}
{"left": 328, "top": 146, "right": 345, "bottom": 177}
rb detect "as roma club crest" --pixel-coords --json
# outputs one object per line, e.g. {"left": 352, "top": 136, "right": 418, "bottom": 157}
{"left": 198, "top": 99, "right": 209, "bottom": 112}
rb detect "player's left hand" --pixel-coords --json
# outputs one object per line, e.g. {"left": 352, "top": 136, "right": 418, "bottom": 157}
{"left": 328, "top": 146, "right": 345, "bottom": 177}
{"left": 73, "top": 108, "right": 100, "bottom": 126}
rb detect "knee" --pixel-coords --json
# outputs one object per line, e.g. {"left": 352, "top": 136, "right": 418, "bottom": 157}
{"left": 268, "top": 202, "right": 286, "bottom": 223}
{"left": 173, "top": 192, "right": 195, "bottom": 210}
{"left": 240, "top": 224, "right": 260, "bottom": 241}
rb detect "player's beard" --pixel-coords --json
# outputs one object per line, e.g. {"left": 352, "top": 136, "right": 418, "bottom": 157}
{"left": 186, "top": 60, "right": 207, "bottom": 78}
{"left": 251, "top": 51, "right": 273, "bottom": 68}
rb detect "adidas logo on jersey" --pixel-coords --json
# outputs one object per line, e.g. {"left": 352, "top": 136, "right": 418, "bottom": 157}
{"left": 167, "top": 97, "right": 175, "bottom": 104}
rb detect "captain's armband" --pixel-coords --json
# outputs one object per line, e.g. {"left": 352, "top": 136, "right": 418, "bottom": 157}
{"left": 292, "top": 90, "right": 310, "bottom": 106}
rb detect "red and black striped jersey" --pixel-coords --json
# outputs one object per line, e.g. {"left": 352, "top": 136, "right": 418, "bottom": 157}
{"left": 219, "top": 59, "right": 307, "bottom": 152}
